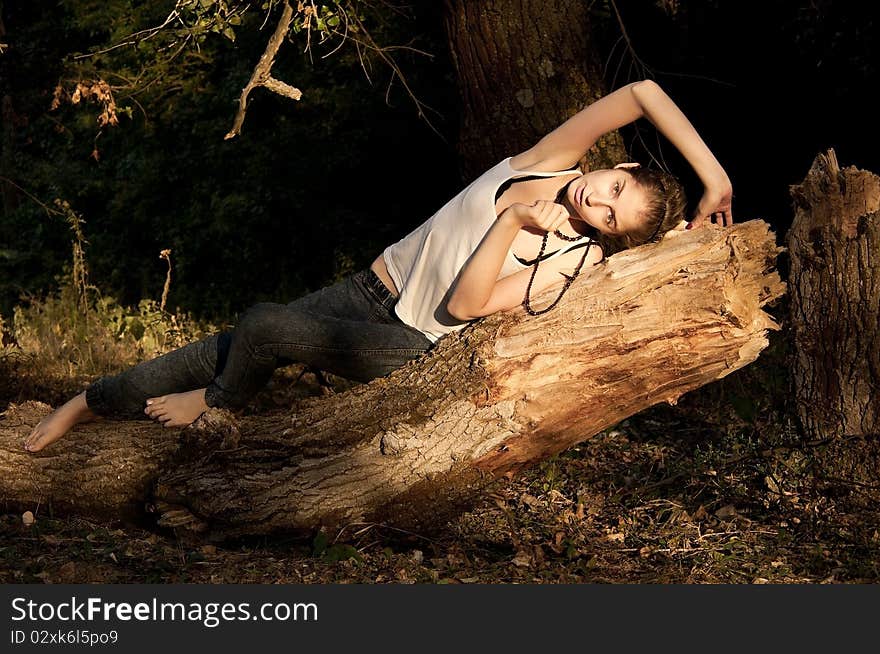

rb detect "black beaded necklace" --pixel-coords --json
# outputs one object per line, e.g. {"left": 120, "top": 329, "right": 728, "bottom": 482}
{"left": 521, "top": 179, "right": 597, "bottom": 316}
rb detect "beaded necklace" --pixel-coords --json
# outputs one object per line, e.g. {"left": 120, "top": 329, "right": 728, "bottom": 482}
{"left": 521, "top": 179, "right": 597, "bottom": 316}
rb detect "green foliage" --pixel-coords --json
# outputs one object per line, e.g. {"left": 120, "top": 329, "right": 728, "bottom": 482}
{"left": 1, "top": 0, "right": 458, "bottom": 324}
{"left": 175, "top": 0, "right": 250, "bottom": 43}
{"left": 10, "top": 278, "right": 212, "bottom": 377}
{"left": 1, "top": 196, "right": 216, "bottom": 399}
{"left": 311, "top": 530, "right": 363, "bottom": 563}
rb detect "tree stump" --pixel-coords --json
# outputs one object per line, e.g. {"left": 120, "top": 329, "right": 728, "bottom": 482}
{"left": 1, "top": 221, "right": 784, "bottom": 540}
{"left": 787, "top": 150, "right": 880, "bottom": 510}
{"left": 787, "top": 150, "right": 880, "bottom": 439}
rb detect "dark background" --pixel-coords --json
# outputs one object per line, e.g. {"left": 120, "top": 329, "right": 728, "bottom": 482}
{"left": 1, "top": 0, "right": 876, "bottom": 323}
{"left": 616, "top": 0, "right": 879, "bottom": 233}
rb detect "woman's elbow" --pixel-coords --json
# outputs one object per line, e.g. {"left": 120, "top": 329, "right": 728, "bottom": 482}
{"left": 633, "top": 78, "right": 660, "bottom": 93}
{"left": 446, "top": 300, "right": 477, "bottom": 322}
{"left": 632, "top": 79, "right": 663, "bottom": 104}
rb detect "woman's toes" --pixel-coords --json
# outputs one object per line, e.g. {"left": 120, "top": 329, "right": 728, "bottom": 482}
{"left": 145, "top": 401, "right": 164, "bottom": 418}
{"left": 25, "top": 430, "right": 49, "bottom": 452}
{"left": 24, "top": 424, "right": 43, "bottom": 449}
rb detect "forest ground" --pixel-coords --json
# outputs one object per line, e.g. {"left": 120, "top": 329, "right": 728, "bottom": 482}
{"left": 3, "top": 311, "right": 879, "bottom": 584}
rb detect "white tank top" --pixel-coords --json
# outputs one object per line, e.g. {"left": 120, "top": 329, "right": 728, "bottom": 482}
{"left": 382, "top": 157, "right": 583, "bottom": 343}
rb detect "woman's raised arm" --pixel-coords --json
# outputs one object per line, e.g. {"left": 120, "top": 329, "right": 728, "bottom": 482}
{"left": 510, "top": 81, "right": 645, "bottom": 172}
{"left": 511, "top": 79, "right": 733, "bottom": 227}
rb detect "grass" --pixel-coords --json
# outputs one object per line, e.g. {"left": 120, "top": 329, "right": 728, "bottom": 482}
{"left": 0, "top": 199, "right": 218, "bottom": 407}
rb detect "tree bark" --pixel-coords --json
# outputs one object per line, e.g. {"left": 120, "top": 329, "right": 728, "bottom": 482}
{"left": 443, "top": 0, "right": 627, "bottom": 181}
{"left": 786, "top": 151, "right": 880, "bottom": 511}
{"left": 787, "top": 150, "right": 880, "bottom": 439}
{"left": 1, "top": 221, "right": 783, "bottom": 541}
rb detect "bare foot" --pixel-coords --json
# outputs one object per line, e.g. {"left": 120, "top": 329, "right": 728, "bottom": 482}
{"left": 24, "top": 391, "right": 100, "bottom": 453}
{"left": 144, "top": 388, "right": 208, "bottom": 428}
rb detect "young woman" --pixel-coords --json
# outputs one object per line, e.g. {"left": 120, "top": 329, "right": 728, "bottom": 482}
{"left": 23, "top": 79, "right": 732, "bottom": 453}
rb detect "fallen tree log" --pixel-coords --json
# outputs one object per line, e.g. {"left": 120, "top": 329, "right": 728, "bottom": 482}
{"left": 1, "top": 220, "right": 784, "bottom": 540}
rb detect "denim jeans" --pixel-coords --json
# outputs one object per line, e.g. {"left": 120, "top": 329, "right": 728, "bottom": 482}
{"left": 84, "top": 268, "right": 434, "bottom": 418}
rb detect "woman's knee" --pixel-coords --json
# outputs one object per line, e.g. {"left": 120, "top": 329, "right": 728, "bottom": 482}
{"left": 234, "top": 302, "right": 290, "bottom": 345}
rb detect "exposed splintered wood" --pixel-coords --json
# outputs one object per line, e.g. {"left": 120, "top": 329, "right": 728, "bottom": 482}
{"left": 788, "top": 150, "right": 880, "bottom": 439}
{"left": 1, "top": 221, "right": 784, "bottom": 540}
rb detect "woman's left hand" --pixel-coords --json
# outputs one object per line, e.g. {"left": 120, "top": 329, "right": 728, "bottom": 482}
{"left": 688, "top": 179, "right": 733, "bottom": 229}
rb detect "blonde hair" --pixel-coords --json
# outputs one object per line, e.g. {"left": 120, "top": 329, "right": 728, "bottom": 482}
{"left": 595, "top": 166, "right": 687, "bottom": 256}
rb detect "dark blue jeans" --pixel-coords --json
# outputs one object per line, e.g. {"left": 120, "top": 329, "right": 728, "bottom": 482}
{"left": 84, "top": 268, "right": 433, "bottom": 418}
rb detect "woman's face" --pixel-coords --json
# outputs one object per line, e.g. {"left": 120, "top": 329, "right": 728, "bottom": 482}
{"left": 562, "top": 166, "right": 650, "bottom": 236}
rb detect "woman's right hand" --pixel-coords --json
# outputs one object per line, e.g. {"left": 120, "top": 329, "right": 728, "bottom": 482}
{"left": 688, "top": 177, "right": 734, "bottom": 229}
{"left": 502, "top": 200, "right": 572, "bottom": 233}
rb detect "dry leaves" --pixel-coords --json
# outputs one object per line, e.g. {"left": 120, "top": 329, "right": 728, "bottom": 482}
{"left": 51, "top": 79, "right": 120, "bottom": 128}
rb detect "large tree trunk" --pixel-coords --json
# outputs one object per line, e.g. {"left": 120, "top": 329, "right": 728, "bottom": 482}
{"left": 787, "top": 150, "right": 880, "bottom": 439}
{"left": 443, "top": 0, "right": 627, "bottom": 180}
{"left": 1, "top": 221, "right": 783, "bottom": 541}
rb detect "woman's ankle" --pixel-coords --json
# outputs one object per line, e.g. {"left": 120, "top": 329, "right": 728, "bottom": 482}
{"left": 73, "top": 390, "right": 99, "bottom": 420}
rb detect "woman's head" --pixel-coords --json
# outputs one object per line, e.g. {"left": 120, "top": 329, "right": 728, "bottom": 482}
{"left": 560, "top": 162, "right": 687, "bottom": 256}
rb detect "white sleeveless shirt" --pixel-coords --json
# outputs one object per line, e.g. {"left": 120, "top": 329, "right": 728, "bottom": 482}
{"left": 382, "top": 157, "right": 583, "bottom": 344}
